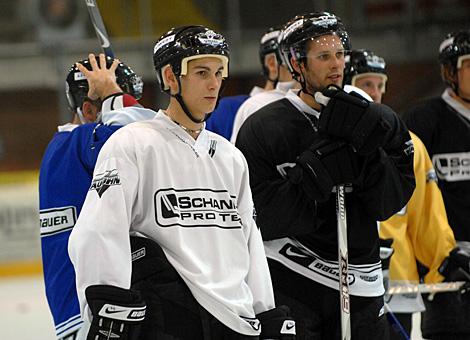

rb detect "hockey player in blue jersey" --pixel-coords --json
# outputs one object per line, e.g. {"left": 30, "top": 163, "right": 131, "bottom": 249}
{"left": 39, "top": 54, "right": 152, "bottom": 340}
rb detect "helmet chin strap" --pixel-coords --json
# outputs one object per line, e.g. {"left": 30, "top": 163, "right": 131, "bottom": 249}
{"left": 171, "top": 77, "right": 207, "bottom": 123}
{"left": 297, "top": 67, "right": 317, "bottom": 101}
{"left": 76, "top": 107, "right": 86, "bottom": 124}
{"left": 171, "top": 76, "right": 225, "bottom": 123}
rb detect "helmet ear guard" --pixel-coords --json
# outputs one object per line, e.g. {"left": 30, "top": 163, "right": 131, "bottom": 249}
{"left": 258, "top": 27, "right": 283, "bottom": 80}
{"left": 438, "top": 30, "right": 470, "bottom": 93}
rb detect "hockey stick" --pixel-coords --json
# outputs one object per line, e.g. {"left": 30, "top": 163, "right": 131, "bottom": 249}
{"left": 336, "top": 185, "right": 351, "bottom": 340}
{"left": 384, "top": 304, "right": 410, "bottom": 340}
{"left": 387, "top": 281, "right": 467, "bottom": 295}
{"left": 84, "top": 0, "right": 114, "bottom": 58}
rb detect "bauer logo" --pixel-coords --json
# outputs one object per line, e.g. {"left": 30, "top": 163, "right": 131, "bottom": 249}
{"left": 154, "top": 188, "right": 241, "bottom": 229}
{"left": 154, "top": 34, "right": 175, "bottom": 54}
{"left": 89, "top": 169, "right": 121, "bottom": 197}
{"left": 40, "top": 206, "right": 77, "bottom": 236}
{"left": 433, "top": 152, "right": 470, "bottom": 182}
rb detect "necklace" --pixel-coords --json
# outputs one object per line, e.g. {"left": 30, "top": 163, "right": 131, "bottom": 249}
{"left": 170, "top": 117, "right": 204, "bottom": 135}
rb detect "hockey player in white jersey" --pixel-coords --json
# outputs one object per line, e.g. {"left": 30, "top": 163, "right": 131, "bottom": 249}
{"left": 206, "top": 26, "right": 283, "bottom": 140}
{"left": 69, "top": 25, "right": 296, "bottom": 340}
{"left": 230, "top": 25, "right": 298, "bottom": 143}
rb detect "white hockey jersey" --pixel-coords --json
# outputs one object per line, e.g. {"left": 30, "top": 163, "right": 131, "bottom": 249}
{"left": 69, "top": 108, "right": 275, "bottom": 336}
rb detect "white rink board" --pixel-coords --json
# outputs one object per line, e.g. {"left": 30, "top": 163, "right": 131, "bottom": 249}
{"left": 0, "top": 179, "right": 40, "bottom": 263}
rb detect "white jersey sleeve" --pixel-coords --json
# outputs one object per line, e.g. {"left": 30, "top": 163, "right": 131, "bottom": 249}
{"left": 68, "top": 130, "right": 139, "bottom": 319}
{"left": 236, "top": 151, "right": 275, "bottom": 314}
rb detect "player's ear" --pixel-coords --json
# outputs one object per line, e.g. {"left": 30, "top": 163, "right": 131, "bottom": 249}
{"left": 291, "top": 56, "right": 302, "bottom": 74}
{"left": 163, "top": 65, "right": 179, "bottom": 94}
{"left": 82, "top": 101, "right": 99, "bottom": 123}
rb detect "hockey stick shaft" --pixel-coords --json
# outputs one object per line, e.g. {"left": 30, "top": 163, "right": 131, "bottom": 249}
{"left": 337, "top": 185, "right": 351, "bottom": 340}
{"left": 84, "top": 0, "right": 114, "bottom": 58}
{"left": 384, "top": 304, "right": 410, "bottom": 340}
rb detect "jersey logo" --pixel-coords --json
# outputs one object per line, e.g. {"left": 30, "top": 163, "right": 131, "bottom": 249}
{"left": 131, "top": 247, "right": 146, "bottom": 262}
{"left": 154, "top": 188, "right": 242, "bottom": 229}
{"left": 89, "top": 169, "right": 121, "bottom": 197}
{"left": 279, "top": 243, "right": 356, "bottom": 285}
{"left": 433, "top": 152, "right": 470, "bottom": 181}
{"left": 40, "top": 206, "right": 77, "bottom": 236}
{"left": 403, "top": 139, "right": 414, "bottom": 156}
{"left": 208, "top": 140, "right": 217, "bottom": 158}
{"left": 281, "top": 320, "right": 296, "bottom": 334}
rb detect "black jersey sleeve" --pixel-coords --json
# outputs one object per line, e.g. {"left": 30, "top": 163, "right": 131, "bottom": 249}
{"left": 402, "top": 98, "right": 443, "bottom": 150}
{"left": 235, "top": 110, "right": 319, "bottom": 241}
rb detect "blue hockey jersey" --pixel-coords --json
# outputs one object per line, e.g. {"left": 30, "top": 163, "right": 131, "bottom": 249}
{"left": 39, "top": 103, "right": 155, "bottom": 338}
{"left": 205, "top": 94, "right": 249, "bottom": 140}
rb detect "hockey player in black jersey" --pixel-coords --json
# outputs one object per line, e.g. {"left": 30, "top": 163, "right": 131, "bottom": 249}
{"left": 235, "top": 12, "right": 415, "bottom": 339}
{"left": 403, "top": 29, "right": 470, "bottom": 340}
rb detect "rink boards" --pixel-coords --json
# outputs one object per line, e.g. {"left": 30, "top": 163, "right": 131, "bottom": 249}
{"left": 0, "top": 171, "right": 42, "bottom": 276}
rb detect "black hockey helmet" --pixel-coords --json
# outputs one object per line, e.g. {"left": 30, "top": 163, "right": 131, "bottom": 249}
{"left": 259, "top": 26, "right": 283, "bottom": 78}
{"left": 279, "top": 12, "right": 351, "bottom": 79}
{"left": 153, "top": 25, "right": 230, "bottom": 92}
{"left": 344, "top": 49, "right": 387, "bottom": 91}
{"left": 65, "top": 56, "right": 143, "bottom": 112}
{"left": 438, "top": 30, "right": 470, "bottom": 90}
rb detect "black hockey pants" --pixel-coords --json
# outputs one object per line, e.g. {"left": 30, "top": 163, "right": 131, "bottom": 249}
{"left": 130, "top": 236, "right": 258, "bottom": 340}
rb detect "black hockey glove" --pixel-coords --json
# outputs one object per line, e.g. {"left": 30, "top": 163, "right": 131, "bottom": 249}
{"left": 85, "top": 285, "right": 146, "bottom": 340}
{"left": 257, "top": 305, "right": 296, "bottom": 339}
{"left": 290, "top": 138, "right": 362, "bottom": 202}
{"left": 439, "top": 246, "right": 470, "bottom": 282}
{"left": 318, "top": 87, "right": 393, "bottom": 155}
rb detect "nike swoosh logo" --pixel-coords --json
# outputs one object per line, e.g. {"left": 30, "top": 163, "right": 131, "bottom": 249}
{"left": 285, "top": 246, "right": 310, "bottom": 258}
{"left": 105, "top": 307, "right": 126, "bottom": 314}
{"left": 286, "top": 323, "right": 295, "bottom": 330}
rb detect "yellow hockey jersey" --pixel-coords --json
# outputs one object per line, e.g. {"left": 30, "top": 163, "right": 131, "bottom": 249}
{"left": 380, "top": 132, "right": 456, "bottom": 284}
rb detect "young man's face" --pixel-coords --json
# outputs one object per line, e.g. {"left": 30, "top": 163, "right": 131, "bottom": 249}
{"left": 457, "top": 57, "right": 470, "bottom": 100}
{"left": 301, "top": 34, "right": 346, "bottom": 93}
{"left": 180, "top": 57, "right": 225, "bottom": 120}
{"left": 354, "top": 74, "right": 386, "bottom": 103}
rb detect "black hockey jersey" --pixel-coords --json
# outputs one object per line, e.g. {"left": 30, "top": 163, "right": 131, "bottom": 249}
{"left": 404, "top": 90, "right": 470, "bottom": 241}
{"left": 236, "top": 91, "right": 415, "bottom": 296}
